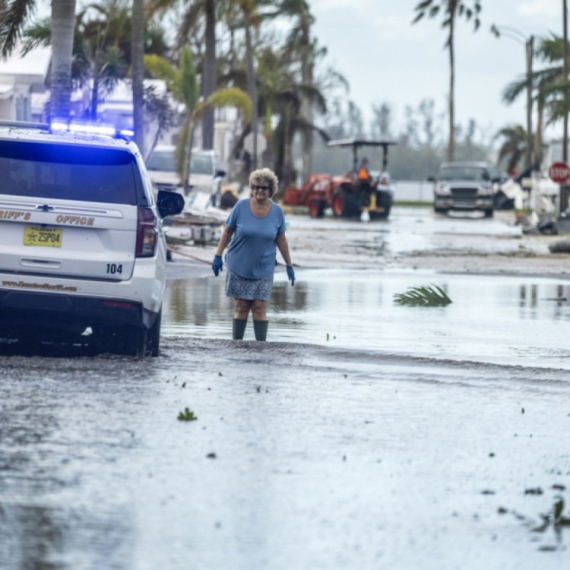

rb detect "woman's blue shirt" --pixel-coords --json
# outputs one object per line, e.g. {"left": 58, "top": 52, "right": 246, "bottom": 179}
{"left": 225, "top": 199, "right": 286, "bottom": 279}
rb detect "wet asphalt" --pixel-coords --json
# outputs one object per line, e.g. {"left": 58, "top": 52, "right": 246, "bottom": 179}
{"left": 2, "top": 207, "right": 570, "bottom": 569}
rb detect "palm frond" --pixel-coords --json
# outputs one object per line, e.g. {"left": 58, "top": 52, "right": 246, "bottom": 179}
{"left": 20, "top": 17, "right": 50, "bottom": 56}
{"left": 200, "top": 86, "right": 252, "bottom": 123}
{"left": 394, "top": 285, "right": 452, "bottom": 307}
{"left": 0, "top": 0, "right": 37, "bottom": 58}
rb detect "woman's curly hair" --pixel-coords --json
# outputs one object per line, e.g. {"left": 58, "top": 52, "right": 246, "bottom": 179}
{"left": 249, "top": 168, "right": 279, "bottom": 197}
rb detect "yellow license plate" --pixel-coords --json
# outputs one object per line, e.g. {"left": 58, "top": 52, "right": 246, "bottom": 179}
{"left": 23, "top": 226, "right": 63, "bottom": 248}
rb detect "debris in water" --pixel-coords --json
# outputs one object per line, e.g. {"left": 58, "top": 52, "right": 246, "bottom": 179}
{"left": 177, "top": 408, "right": 198, "bottom": 422}
{"left": 393, "top": 285, "right": 452, "bottom": 307}
{"left": 206, "top": 452, "right": 217, "bottom": 459}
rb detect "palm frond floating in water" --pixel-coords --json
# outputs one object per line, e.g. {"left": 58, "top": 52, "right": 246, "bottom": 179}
{"left": 393, "top": 285, "right": 452, "bottom": 307}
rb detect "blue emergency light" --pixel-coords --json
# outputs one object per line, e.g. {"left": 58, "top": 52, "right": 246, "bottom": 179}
{"left": 50, "top": 120, "right": 134, "bottom": 140}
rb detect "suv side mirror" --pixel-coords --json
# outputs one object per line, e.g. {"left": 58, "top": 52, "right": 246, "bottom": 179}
{"left": 215, "top": 169, "right": 226, "bottom": 178}
{"left": 157, "top": 190, "right": 185, "bottom": 218}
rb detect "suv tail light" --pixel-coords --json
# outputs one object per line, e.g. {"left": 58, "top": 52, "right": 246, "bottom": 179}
{"left": 136, "top": 207, "right": 157, "bottom": 257}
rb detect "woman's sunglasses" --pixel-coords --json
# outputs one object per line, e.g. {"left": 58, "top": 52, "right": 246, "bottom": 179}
{"left": 252, "top": 185, "right": 271, "bottom": 191}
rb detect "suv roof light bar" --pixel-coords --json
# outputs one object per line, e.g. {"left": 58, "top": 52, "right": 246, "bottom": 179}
{"left": 0, "top": 119, "right": 134, "bottom": 141}
{"left": 50, "top": 120, "right": 134, "bottom": 140}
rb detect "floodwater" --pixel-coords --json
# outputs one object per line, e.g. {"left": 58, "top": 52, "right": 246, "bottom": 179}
{"left": 3, "top": 210, "right": 570, "bottom": 569}
{"left": 164, "top": 266, "right": 570, "bottom": 370}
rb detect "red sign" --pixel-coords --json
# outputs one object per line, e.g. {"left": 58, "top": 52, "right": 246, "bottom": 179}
{"left": 549, "top": 161, "right": 570, "bottom": 184}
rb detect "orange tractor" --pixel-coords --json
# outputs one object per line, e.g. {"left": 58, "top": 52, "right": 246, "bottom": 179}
{"left": 283, "top": 139, "right": 396, "bottom": 219}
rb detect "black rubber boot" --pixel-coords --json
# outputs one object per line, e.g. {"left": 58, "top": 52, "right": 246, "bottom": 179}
{"left": 253, "top": 320, "right": 268, "bottom": 341}
{"left": 232, "top": 318, "right": 248, "bottom": 340}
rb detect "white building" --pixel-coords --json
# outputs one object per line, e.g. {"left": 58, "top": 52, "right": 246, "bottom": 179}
{"left": 0, "top": 47, "right": 241, "bottom": 168}
{"left": 0, "top": 47, "right": 50, "bottom": 122}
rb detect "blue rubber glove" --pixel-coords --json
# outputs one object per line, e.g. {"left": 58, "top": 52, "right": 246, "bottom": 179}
{"left": 212, "top": 255, "right": 223, "bottom": 277}
{"left": 286, "top": 265, "right": 295, "bottom": 286}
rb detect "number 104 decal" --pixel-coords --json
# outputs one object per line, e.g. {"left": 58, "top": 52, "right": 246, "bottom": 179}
{"left": 106, "top": 264, "right": 123, "bottom": 274}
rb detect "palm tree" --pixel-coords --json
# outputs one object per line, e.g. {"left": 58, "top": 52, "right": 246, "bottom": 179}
{"left": 412, "top": 0, "right": 481, "bottom": 162}
{"left": 22, "top": 4, "right": 129, "bottom": 121}
{"left": 147, "top": 0, "right": 218, "bottom": 150}
{"left": 502, "top": 35, "right": 570, "bottom": 166}
{"left": 274, "top": 0, "right": 314, "bottom": 179}
{"left": 132, "top": 0, "right": 145, "bottom": 155}
{"left": 144, "top": 47, "right": 251, "bottom": 190}
{"left": 0, "top": 0, "right": 77, "bottom": 120}
{"left": 495, "top": 125, "right": 526, "bottom": 175}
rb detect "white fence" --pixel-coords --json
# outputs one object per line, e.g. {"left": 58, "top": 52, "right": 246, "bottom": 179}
{"left": 391, "top": 180, "right": 432, "bottom": 203}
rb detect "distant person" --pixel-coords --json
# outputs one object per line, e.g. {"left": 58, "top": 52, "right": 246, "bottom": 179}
{"left": 212, "top": 168, "right": 295, "bottom": 341}
{"left": 356, "top": 157, "right": 371, "bottom": 182}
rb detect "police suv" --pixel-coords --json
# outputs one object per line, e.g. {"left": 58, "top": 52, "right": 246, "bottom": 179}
{"left": 0, "top": 121, "right": 184, "bottom": 356}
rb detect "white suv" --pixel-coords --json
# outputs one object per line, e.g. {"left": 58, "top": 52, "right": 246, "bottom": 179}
{"left": 0, "top": 121, "right": 184, "bottom": 356}
{"left": 146, "top": 145, "right": 226, "bottom": 207}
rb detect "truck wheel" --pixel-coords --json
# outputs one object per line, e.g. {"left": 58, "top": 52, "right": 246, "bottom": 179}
{"left": 332, "top": 191, "right": 345, "bottom": 217}
{"left": 309, "top": 199, "right": 325, "bottom": 218}
{"left": 146, "top": 310, "right": 162, "bottom": 357}
{"left": 374, "top": 192, "right": 392, "bottom": 219}
{"left": 123, "top": 326, "right": 147, "bottom": 357}
{"left": 333, "top": 188, "right": 359, "bottom": 218}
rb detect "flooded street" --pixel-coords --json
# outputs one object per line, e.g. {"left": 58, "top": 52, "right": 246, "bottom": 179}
{"left": 2, "top": 207, "right": 570, "bottom": 569}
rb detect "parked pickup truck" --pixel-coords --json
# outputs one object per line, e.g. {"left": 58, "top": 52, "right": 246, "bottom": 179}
{"left": 430, "top": 161, "right": 503, "bottom": 218}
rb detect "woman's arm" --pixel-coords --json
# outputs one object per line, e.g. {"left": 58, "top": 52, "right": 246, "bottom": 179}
{"left": 275, "top": 232, "right": 293, "bottom": 266}
{"left": 215, "top": 226, "right": 234, "bottom": 256}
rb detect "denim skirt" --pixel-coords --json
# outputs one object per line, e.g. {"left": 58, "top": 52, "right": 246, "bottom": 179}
{"left": 225, "top": 269, "right": 273, "bottom": 301}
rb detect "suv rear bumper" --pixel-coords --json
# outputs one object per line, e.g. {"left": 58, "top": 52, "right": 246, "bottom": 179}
{"left": 0, "top": 288, "right": 158, "bottom": 335}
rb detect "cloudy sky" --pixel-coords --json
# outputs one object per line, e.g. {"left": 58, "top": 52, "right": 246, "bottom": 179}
{"left": 310, "top": 0, "right": 563, "bottom": 140}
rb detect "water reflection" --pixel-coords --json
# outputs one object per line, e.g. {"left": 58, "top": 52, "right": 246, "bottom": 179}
{"left": 163, "top": 270, "right": 570, "bottom": 369}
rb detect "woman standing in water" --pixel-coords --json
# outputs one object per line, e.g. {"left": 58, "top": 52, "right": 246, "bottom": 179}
{"left": 212, "top": 168, "right": 295, "bottom": 341}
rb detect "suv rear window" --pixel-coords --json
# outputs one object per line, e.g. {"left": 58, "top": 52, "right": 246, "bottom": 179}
{"left": 0, "top": 140, "right": 138, "bottom": 204}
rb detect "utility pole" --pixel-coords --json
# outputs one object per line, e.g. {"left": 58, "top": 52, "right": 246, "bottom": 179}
{"left": 562, "top": 0, "right": 569, "bottom": 213}
{"left": 526, "top": 35, "right": 534, "bottom": 169}
{"left": 490, "top": 25, "right": 534, "bottom": 168}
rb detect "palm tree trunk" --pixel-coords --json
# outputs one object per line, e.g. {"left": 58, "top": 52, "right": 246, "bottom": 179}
{"left": 562, "top": 0, "right": 568, "bottom": 164}
{"left": 534, "top": 95, "right": 544, "bottom": 166}
{"left": 202, "top": 0, "right": 216, "bottom": 150}
{"left": 132, "top": 0, "right": 145, "bottom": 156}
{"left": 50, "top": 0, "right": 77, "bottom": 120}
{"left": 91, "top": 74, "right": 99, "bottom": 121}
{"left": 300, "top": 9, "right": 312, "bottom": 181}
{"left": 562, "top": 0, "right": 569, "bottom": 212}
{"left": 525, "top": 36, "right": 534, "bottom": 168}
{"left": 448, "top": 10, "right": 455, "bottom": 162}
{"left": 283, "top": 105, "right": 292, "bottom": 189}
{"left": 244, "top": 17, "right": 259, "bottom": 170}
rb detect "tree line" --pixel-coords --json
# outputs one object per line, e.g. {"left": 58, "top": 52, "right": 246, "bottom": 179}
{"left": 2, "top": 1, "right": 570, "bottom": 187}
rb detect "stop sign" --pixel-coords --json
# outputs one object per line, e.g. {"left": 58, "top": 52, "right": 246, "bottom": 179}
{"left": 549, "top": 161, "right": 570, "bottom": 184}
